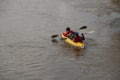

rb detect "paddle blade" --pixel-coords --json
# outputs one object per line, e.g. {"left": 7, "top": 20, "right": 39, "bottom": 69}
{"left": 51, "top": 39, "right": 58, "bottom": 43}
{"left": 85, "top": 31, "right": 95, "bottom": 34}
{"left": 51, "top": 34, "right": 59, "bottom": 38}
{"left": 79, "top": 26, "right": 87, "bottom": 29}
{"left": 87, "top": 31, "right": 94, "bottom": 33}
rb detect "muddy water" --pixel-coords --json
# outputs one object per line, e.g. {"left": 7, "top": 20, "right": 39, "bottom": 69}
{"left": 0, "top": 0, "right": 120, "bottom": 80}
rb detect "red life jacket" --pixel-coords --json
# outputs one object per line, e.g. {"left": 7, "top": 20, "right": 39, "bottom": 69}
{"left": 74, "top": 36, "right": 82, "bottom": 42}
{"left": 63, "top": 30, "right": 74, "bottom": 37}
{"left": 63, "top": 31, "right": 71, "bottom": 37}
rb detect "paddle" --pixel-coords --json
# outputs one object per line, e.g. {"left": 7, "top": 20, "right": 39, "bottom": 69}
{"left": 84, "top": 30, "right": 95, "bottom": 34}
{"left": 79, "top": 26, "right": 87, "bottom": 29}
{"left": 51, "top": 34, "right": 59, "bottom": 38}
{"left": 51, "top": 26, "right": 87, "bottom": 38}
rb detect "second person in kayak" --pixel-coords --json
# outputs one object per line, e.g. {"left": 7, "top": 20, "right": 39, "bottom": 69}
{"left": 73, "top": 32, "right": 83, "bottom": 43}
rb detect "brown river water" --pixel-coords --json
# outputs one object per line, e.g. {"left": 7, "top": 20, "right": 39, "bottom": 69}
{"left": 0, "top": 0, "right": 120, "bottom": 80}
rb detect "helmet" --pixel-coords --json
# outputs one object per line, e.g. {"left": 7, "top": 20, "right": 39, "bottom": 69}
{"left": 66, "top": 27, "right": 70, "bottom": 31}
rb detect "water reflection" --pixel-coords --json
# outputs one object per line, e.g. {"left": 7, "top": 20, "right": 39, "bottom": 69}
{"left": 51, "top": 37, "right": 98, "bottom": 57}
{"left": 62, "top": 41, "right": 85, "bottom": 57}
{"left": 51, "top": 39, "right": 59, "bottom": 43}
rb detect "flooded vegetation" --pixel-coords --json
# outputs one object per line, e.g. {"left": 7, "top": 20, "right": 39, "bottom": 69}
{"left": 0, "top": 0, "right": 120, "bottom": 80}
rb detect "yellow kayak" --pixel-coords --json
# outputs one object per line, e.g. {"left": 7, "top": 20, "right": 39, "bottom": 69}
{"left": 61, "top": 33, "right": 85, "bottom": 48}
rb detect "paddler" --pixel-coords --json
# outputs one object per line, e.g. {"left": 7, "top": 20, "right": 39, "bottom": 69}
{"left": 73, "top": 32, "right": 85, "bottom": 43}
{"left": 63, "top": 27, "right": 74, "bottom": 37}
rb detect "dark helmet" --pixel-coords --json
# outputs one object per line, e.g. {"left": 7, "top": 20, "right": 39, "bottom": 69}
{"left": 66, "top": 27, "right": 70, "bottom": 31}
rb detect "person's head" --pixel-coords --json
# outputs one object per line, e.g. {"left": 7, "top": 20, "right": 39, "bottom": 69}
{"left": 66, "top": 27, "right": 71, "bottom": 31}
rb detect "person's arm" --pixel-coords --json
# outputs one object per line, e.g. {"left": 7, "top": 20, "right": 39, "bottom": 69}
{"left": 81, "top": 33, "right": 85, "bottom": 40}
